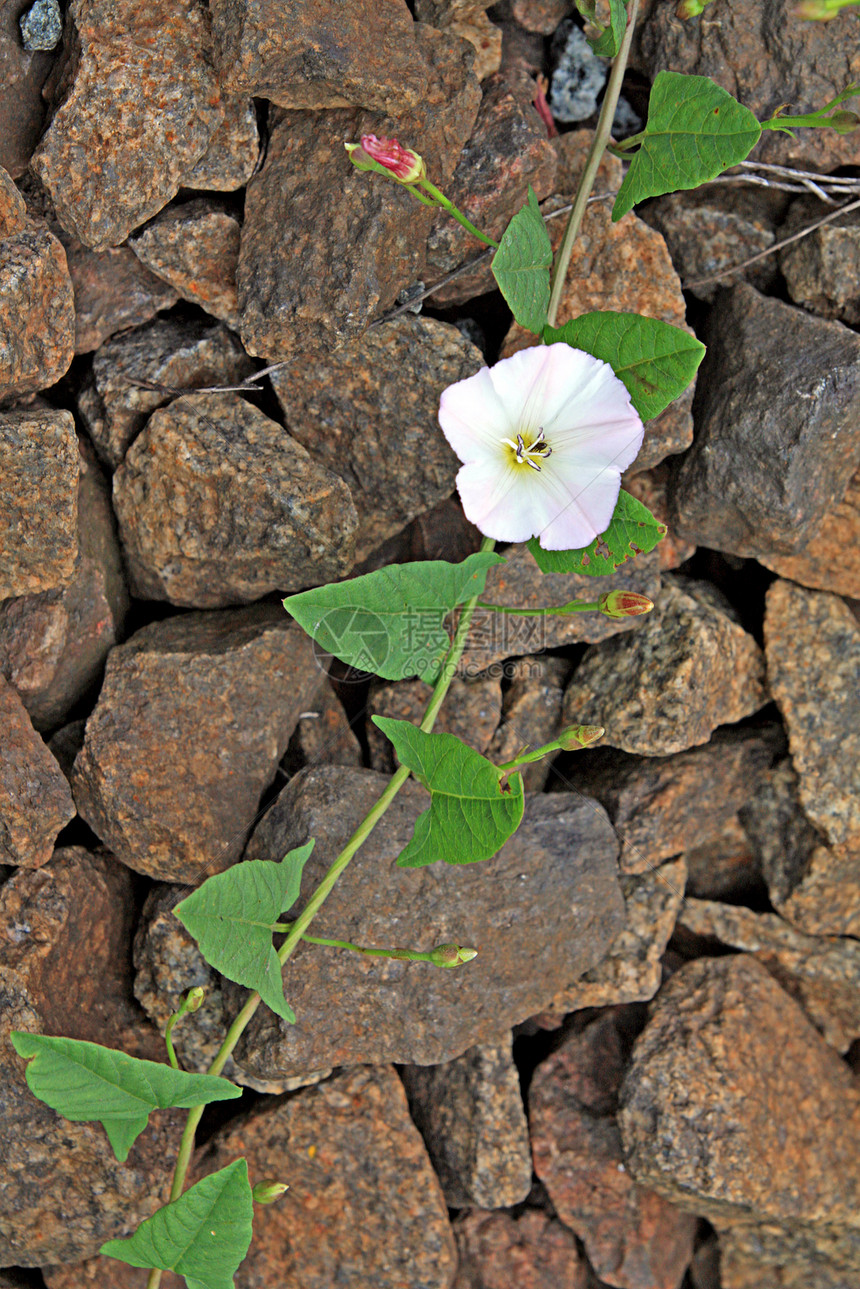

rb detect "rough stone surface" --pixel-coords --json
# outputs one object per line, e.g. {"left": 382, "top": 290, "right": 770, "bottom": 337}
{"left": 684, "top": 816, "right": 761, "bottom": 902}
{"left": 0, "top": 214, "right": 74, "bottom": 401}
{"left": 128, "top": 198, "right": 241, "bottom": 328}
{"left": 765, "top": 580, "right": 860, "bottom": 851}
{"left": 759, "top": 467, "right": 860, "bottom": 600}
{"left": 0, "top": 167, "right": 27, "bottom": 236}
{"left": 0, "top": 678, "right": 75, "bottom": 868}
{"left": 285, "top": 677, "right": 363, "bottom": 773}
{"left": 669, "top": 284, "right": 860, "bottom": 559}
{"left": 32, "top": 0, "right": 224, "bottom": 248}
{"left": 679, "top": 898, "right": 860, "bottom": 1054}
{"left": 270, "top": 316, "right": 483, "bottom": 560}
{"left": 511, "top": 0, "right": 574, "bottom": 34}
{"left": 531, "top": 1008, "right": 698, "bottom": 1289}
{"left": 194, "top": 1066, "right": 457, "bottom": 1289}
{"left": 780, "top": 200, "right": 860, "bottom": 325}
{"left": 546, "top": 857, "right": 687, "bottom": 1015}
{"left": 182, "top": 95, "right": 259, "bottom": 191}
{"left": 0, "top": 5, "right": 54, "bottom": 177}
{"left": 562, "top": 576, "right": 768, "bottom": 756}
{"left": 237, "top": 25, "right": 480, "bottom": 360}
{"left": 0, "top": 407, "right": 79, "bottom": 599}
{"left": 400, "top": 1036, "right": 532, "bottom": 1208}
{"left": 60, "top": 239, "right": 179, "bottom": 354}
{"left": 619, "top": 955, "right": 860, "bottom": 1271}
{"left": 416, "top": 0, "right": 502, "bottom": 80}
{"left": 634, "top": 0, "right": 860, "bottom": 169}
{"left": 452, "top": 1209, "right": 586, "bottom": 1289}
{"left": 425, "top": 71, "right": 558, "bottom": 304}
{"left": 78, "top": 316, "right": 254, "bottom": 467}
{"left": 485, "top": 655, "right": 568, "bottom": 792}
{"left": 367, "top": 675, "right": 503, "bottom": 772}
{"left": 235, "top": 765, "right": 624, "bottom": 1079}
{"left": 718, "top": 1231, "right": 859, "bottom": 1289}
{"left": 458, "top": 544, "right": 661, "bottom": 673}
{"left": 113, "top": 392, "right": 358, "bottom": 606}
{"left": 0, "top": 435, "right": 129, "bottom": 731}
{"left": 70, "top": 606, "right": 320, "bottom": 883}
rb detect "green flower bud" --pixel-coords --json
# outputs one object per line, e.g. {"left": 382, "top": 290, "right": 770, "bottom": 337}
{"left": 557, "top": 725, "right": 605, "bottom": 751}
{"left": 253, "top": 1180, "right": 289, "bottom": 1204}
{"left": 598, "top": 590, "right": 654, "bottom": 619}
{"left": 430, "top": 943, "right": 478, "bottom": 968}
{"left": 184, "top": 986, "right": 205, "bottom": 1013}
{"left": 827, "top": 110, "right": 860, "bottom": 132}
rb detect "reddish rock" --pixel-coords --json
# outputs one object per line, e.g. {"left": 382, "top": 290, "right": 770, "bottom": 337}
{"left": 32, "top": 0, "right": 224, "bottom": 248}
{"left": 0, "top": 206, "right": 74, "bottom": 401}
{"left": 511, "top": 0, "right": 574, "bottom": 34}
{"left": 485, "top": 655, "right": 568, "bottom": 792}
{"left": 0, "top": 407, "right": 79, "bottom": 598}
{"left": 760, "top": 467, "right": 860, "bottom": 600}
{"left": 128, "top": 198, "right": 241, "bottom": 328}
{"left": 0, "top": 435, "right": 129, "bottom": 731}
{"left": 0, "top": 4, "right": 54, "bottom": 177}
{"left": 71, "top": 606, "right": 320, "bottom": 883}
{"left": 182, "top": 94, "right": 259, "bottom": 191}
{"left": 452, "top": 1208, "right": 587, "bottom": 1289}
{"left": 113, "top": 392, "right": 358, "bottom": 606}
{"left": 61, "top": 239, "right": 179, "bottom": 354}
{"left": 368, "top": 674, "right": 502, "bottom": 771}
{"left": 719, "top": 1231, "right": 856, "bottom": 1289}
{"left": 286, "top": 677, "right": 363, "bottom": 773}
{"left": 270, "top": 316, "right": 483, "bottom": 560}
{"left": 531, "top": 1009, "right": 698, "bottom": 1289}
{"left": 0, "top": 678, "right": 75, "bottom": 868}
{"left": 0, "top": 167, "right": 27, "bottom": 235}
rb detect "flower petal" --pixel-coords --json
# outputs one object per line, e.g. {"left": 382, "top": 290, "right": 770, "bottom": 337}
{"left": 532, "top": 452, "right": 624, "bottom": 550}
{"left": 455, "top": 460, "right": 542, "bottom": 543}
{"left": 438, "top": 366, "right": 516, "bottom": 463}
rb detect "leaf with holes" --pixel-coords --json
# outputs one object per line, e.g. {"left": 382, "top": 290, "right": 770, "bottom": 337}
{"left": 372, "top": 718, "right": 524, "bottom": 867}
{"left": 491, "top": 186, "right": 553, "bottom": 335}
{"left": 528, "top": 489, "right": 666, "bottom": 576}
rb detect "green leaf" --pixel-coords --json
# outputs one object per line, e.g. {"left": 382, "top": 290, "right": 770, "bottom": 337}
{"left": 491, "top": 186, "right": 553, "bottom": 335}
{"left": 613, "top": 72, "right": 762, "bottom": 220}
{"left": 101, "top": 1159, "right": 254, "bottom": 1289}
{"left": 372, "top": 718, "right": 525, "bottom": 867}
{"left": 528, "top": 489, "right": 666, "bottom": 577}
{"left": 545, "top": 311, "right": 706, "bottom": 420}
{"left": 284, "top": 552, "right": 505, "bottom": 684}
{"left": 579, "top": 0, "right": 628, "bottom": 55}
{"left": 9, "top": 1033, "right": 241, "bottom": 1162}
{"left": 174, "top": 842, "right": 315, "bottom": 1023}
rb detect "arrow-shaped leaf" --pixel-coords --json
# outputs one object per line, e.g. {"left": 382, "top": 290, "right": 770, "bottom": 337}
{"left": 491, "top": 186, "right": 553, "bottom": 335}
{"left": 528, "top": 489, "right": 666, "bottom": 576}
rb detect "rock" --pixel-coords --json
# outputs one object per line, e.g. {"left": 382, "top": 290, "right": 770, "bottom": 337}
{"left": 46, "top": 718, "right": 86, "bottom": 781}
{"left": 285, "top": 677, "right": 364, "bottom": 773}
{"left": 128, "top": 198, "right": 240, "bottom": 328}
{"left": 0, "top": 678, "right": 75, "bottom": 867}
{"left": 485, "top": 655, "right": 568, "bottom": 792}
{"left": 669, "top": 286, "right": 860, "bottom": 559}
{"left": 622, "top": 465, "right": 696, "bottom": 570}
{"left": 425, "top": 71, "right": 558, "bottom": 305}
{"left": 634, "top": 0, "right": 860, "bottom": 170}
{"left": 0, "top": 407, "right": 79, "bottom": 597}
{"left": 61, "top": 239, "right": 179, "bottom": 354}
{"left": 0, "top": 436, "right": 129, "bottom": 731}
{"left": 234, "top": 765, "right": 624, "bottom": 1079}
{"left": 458, "top": 544, "right": 661, "bottom": 674}
{"left": 780, "top": 199, "right": 860, "bottom": 324}
{"left": 237, "top": 26, "right": 481, "bottom": 360}
{"left": 759, "top": 467, "right": 860, "bottom": 600}
{"left": 32, "top": 0, "right": 224, "bottom": 248}
{"left": 718, "top": 1230, "right": 857, "bottom": 1289}
{"left": 367, "top": 675, "right": 502, "bottom": 771}
{"left": 452, "top": 1208, "right": 587, "bottom": 1289}
{"left": 679, "top": 897, "right": 860, "bottom": 1054}
{"left": 0, "top": 4, "right": 54, "bottom": 177}
{"left": 549, "top": 20, "right": 606, "bottom": 123}
{"left": 19, "top": 0, "right": 62, "bottom": 50}
{"left": 561, "top": 576, "right": 767, "bottom": 756}
{"left": 0, "top": 198, "right": 74, "bottom": 401}
{"left": 401, "top": 1036, "right": 531, "bottom": 1208}
{"left": 415, "top": 0, "right": 502, "bottom": 80}
{"left": 181, "top": 95, "right": 259, "bottom": 191}
{"left": 545, "top": 856, "right": 687, "bottom": 1015}
{"left": 70, "top": 605, "right": 320, "bottom": 883}
{"left": 511, "top": 0, "right": 575, "bottom": 35}
{"left": 193, "top": 1066, "right": 457, "bottom": 1289}
{"left": 530, "top": 1008, "right": 698, "bottom": 1289}
{"left": 269, "top": 316, "right": 483, "bottom": 561}
{"left": 684, "top": 816, "right": 761, "bottom": 902}
{"left": 77, "top": 316, "right": 254, "bottom": 467}
{"left": 765, "top": 580, "right": 860, "bottom": 851}
{"left": 112, "top": 392, "right": 358, "bottom": 606}
{"left": 0, "top": 167, "right": 27, "bottom": 235}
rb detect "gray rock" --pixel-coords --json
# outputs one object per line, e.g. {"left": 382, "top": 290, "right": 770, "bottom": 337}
{"left": 0, "top": 220, "right": 74, "bottom": 402}
{"left": 0, "top": 407, "right": 79, "bottom": 600}
{"left": 19, "top": 0, "right": 62, "bottom": 50}
{"left": 181, "top": 95, "right": 259, "bottom": 192}
{"left": 549, "top": 22, "right": 607, "bottom": 123}
{"left": 0, "top": 677, "right": 75, "bottom": 868}
{"left": 780, "top": 200, "right": 860, "bottom": 325}
{"left": 485, "top": 655, "right": 568, "bottom": 792}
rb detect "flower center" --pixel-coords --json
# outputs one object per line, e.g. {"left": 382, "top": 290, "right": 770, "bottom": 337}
{"left": 501, "top": 427, "right": 552, "bottom": 472}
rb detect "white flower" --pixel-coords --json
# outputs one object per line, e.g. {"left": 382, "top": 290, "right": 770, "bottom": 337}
{"left": 438, "top": 343, "right": 644, "bottom": 551}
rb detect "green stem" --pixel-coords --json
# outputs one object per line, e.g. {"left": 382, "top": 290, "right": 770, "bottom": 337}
{"left": 272, "top": 928, "right": 436, "bottom": 962}
{"left": 546, "top": 0, "right": 640, "bottom": 329}
{"left": 418, "top": 178, "right": 500, "bottom": 248}
{"left": 476, "top": 598, "right": 601, "bottom": 616}
{"left": 145, "top": 537, "right": 496, "bottom": 1288}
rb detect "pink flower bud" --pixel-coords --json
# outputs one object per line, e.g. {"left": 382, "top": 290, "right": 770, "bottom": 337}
{"left": 357, "top": 134, "right": 426, "bottom": 182}
{"left": 598, "top": 590, "right": 654, "bottom": 619}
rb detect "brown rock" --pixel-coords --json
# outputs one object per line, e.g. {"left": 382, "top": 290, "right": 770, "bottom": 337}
{"left": 0, "top": 435, "right": 129, "bottom": 731}
{"left": 234, "top": 765, "right": 624, "bottom": 1079}
{"left": 78, "top": 316, "right": 254, "bottom": 467}
{"left": 669, "top": 284, "right": 860, "bottom": 560}
{"left": 113, "top": 392, "right": 358, "bottom": 606}
{"left": 71, "top": 606, "right": 320, "bottom": 883}
{"left": 623, "top": 465, "right": 696, "bottom": 571}
{"left": 684, "top": 816, "right": 761, "bottom": 902}
{"left": 458, "top": 543, "right": 661, "bottom": 673}
{"left": 485, "top": 655, "right": 568, "bottom": 792}
{"left": 401, "top": 1036, "right": 532, "bottom": 1207}
{"left": 0, "top": 215, "right": 74, "bottom": 401}
{"left": 780, "top": 199, "right": 860, "bottom": 325}
{"left": 552, "top": 125, "right": 622, "bottom": 196}
{"left": 0, "top": 166, "right": 27, "bottom": 235}
{"left": 719, "top": 1230, "right": 857, "bottom": 1289}
{"left": 679, "top": 897, "right": 860, "bottom": 1054}
{"left": 0, "top": 407, "right": 79, "bottom": 598}
{"left": 765, "top": 580, "right": 860, "bottom": 851}
{"left": 367, "top": 674, "right": 502, "bottom": 772}
{"left": 194, "top": 1066, "right": 457, "bottom": 1288}
{"left": 425, "top": 71, "right": 558, "bottom": 305}
{"left": 452, "top": 1208, "right": 587, "bottom": 1289}
{"left": 270, "top": 316, "right": 483, "bottom": 560}
{"left": 562, "top": 576, "right": 767, "bottom": 756}
{"left": 0, "top": 4, "right": 54, "bottom": 177}
{"left": 44, "top": 1262, "right": 174, "bottom": 1289}
{"left": 760, "top": 468, "right": 860, "bottom": 600}
{"left": 32, "top": 0, "right": 223, "bottom": 248}
{"left": 776, "top": 845, "right": 860, "bottom": 941}
{"left": 181, "top": 95, "right": 260, "bottom": 191}
{"left": 531, "top": 1009, "right": 698, "bottom": 1289}
{"left": 285, "top": 677, "right": 363, "bottom": 772}
{"left": 0, "top": 678, "right": 75, "bottom": 868}
{"left": 416, "top": 0, "right": 502, "bottom": 80}
{"left": 61, "top": 239, "right": 179, "bottom": 354}
{"left": 511, "top": 0, "right": 575, "bottom": 34}
{"left": 128, "top": 198, "right": 241, "bottom": 328}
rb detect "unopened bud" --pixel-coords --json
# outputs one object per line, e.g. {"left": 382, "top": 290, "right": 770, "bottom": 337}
{"left": 676, "top": 0, "right": 715, "bottom": 15}
{"left": 827, "top": 109, "right": 860, "bottom": 132}
{"left": 253, "top": 1180, "right": 289, "bottom": 1204}
{"left": 598, "top": 590, "right": 654, "bottom": 619}
{"left": 184, "top": 986, "right": 205, "bottom": 1013}
{"left": 345, "top": 134, "right": 426, "bottom": 183}
{"left": 430, "top": 943, "right": 478, "bottom": 968}
{"left": 557, "top": 725, "right": 605, "bottom": 751}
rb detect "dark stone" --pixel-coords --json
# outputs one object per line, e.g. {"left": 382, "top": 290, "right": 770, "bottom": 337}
{"left": 367, "top": 674, "right": 502, "bottom": 772}
{"left": 0, "top": 5, "right": 54, "bottom": 178}
{"left": 0, "top": 201, "right": 74, "bottom": 401}
{"left": 0, "top": 678, "right": 75, "bottom": 868}
{"left": 485, "top": 655, "right": 568, "bottom": 792}
{"left": 683, "top": 817, "right": 762, "bottom": 903}
{"left": 759, "top": 466, "right": 860, "bottom": 600}
{"left": 0, "top": 407, "right": 79, "bottom": 598}
{"left": 780, "top": 199, "right": 860, "bottom": 325}
{"left": 112, "top": 392, "right": 358, "bottom": 606}
{"left": 128, "top": 198, "right": 241, "bottom": 329}
{"left": 182, "top": 95, "right": 259, "bottom": 192}
{"left": 451, "top": 1208, "right": 587, "bottom": 1289}
{"left": 669, "top": 286, "right": 860, "bottom": 559}
{"left": 234, "top": 765, "right": 624, "bottom": 1079}
{"left": 414, "top": 0, "right": 502, "bottom": 82}
{"left": 287, "top": 677, "right": 363, "bottom": 772}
